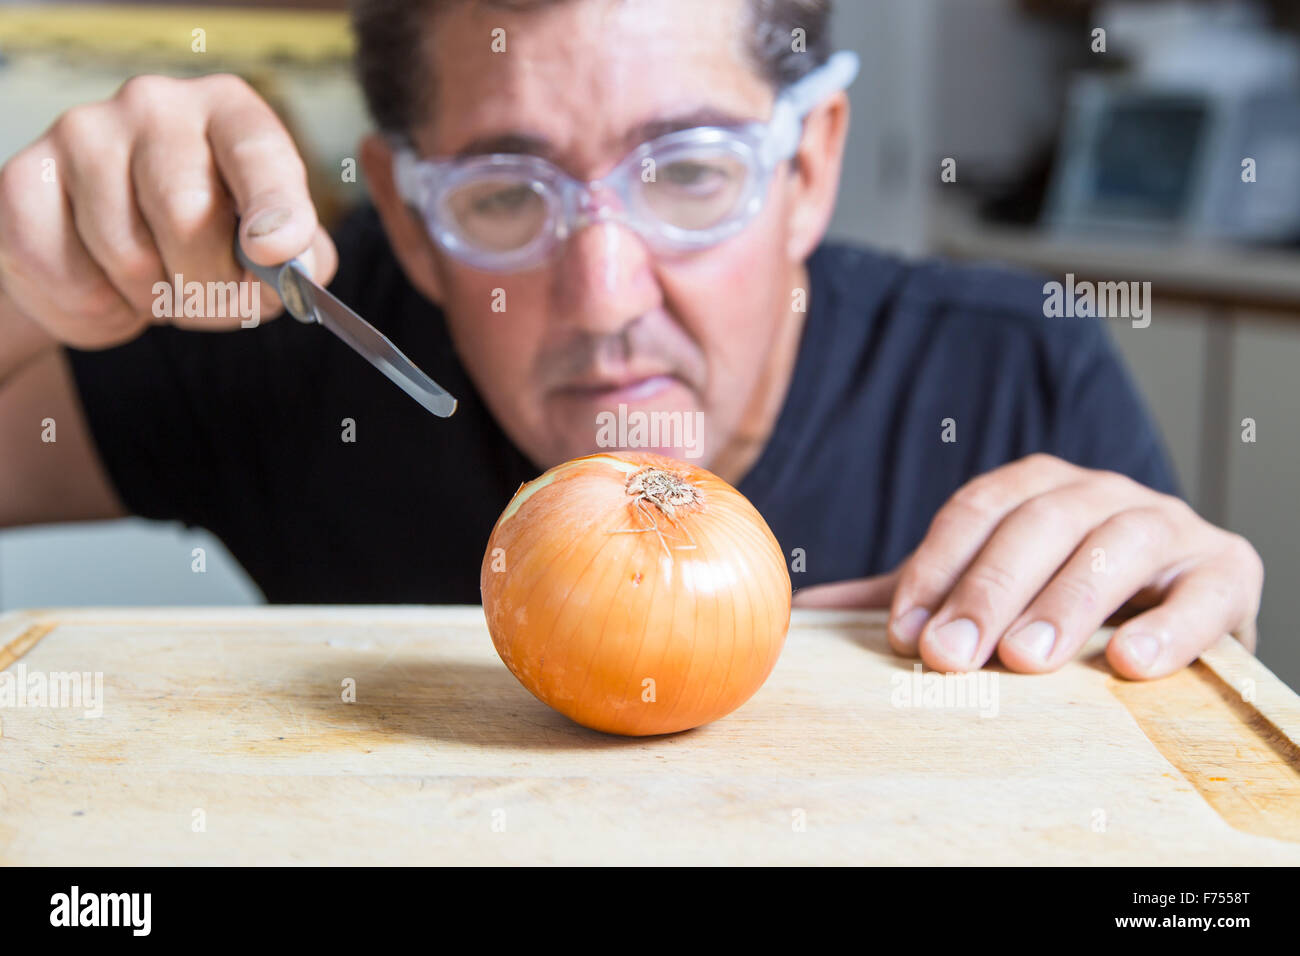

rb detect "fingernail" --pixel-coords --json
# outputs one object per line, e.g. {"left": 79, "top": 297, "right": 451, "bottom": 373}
{"left": 1004, "top": 621, "right": 1057, "bottom": 662}
{"left": 929, "top": 618, "right": 979, "bottom": 664}
{"left": 891, "top": 607, "right": 930, "bottom": 649}
{"left": 245, "top": 207, "right": 292, "bottom": 238}
{"left": 1121, "top": 633, "right": 1161, "bottom": 669}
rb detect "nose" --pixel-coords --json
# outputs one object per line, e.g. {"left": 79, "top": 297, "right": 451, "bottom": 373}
{"left": 552, "top": 219, "right": 661, "bottom": 336}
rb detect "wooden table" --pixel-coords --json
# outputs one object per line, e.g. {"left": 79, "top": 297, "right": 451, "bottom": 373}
{"left": 1, "top": 606, "right": 1297, "bottom": 865}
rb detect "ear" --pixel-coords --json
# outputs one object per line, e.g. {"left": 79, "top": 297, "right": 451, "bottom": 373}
{"left": 360, "top": 133, "right": 447, "bottom": 304}
{"left": 783, "top": 90, "right": 850, "bottom": 264}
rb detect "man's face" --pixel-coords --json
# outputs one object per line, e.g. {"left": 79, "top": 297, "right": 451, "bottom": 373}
{"left": 411, "top": 0, "right": 810, "bottom": 472}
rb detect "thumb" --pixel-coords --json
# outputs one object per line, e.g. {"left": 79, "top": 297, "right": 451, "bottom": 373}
{"left": 793, "top": 569, "right": 900, "bottom": 609}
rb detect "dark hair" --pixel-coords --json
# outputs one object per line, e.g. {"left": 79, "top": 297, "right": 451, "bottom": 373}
{"left": 349, "top": 0, "right": 833, "bottom": 136}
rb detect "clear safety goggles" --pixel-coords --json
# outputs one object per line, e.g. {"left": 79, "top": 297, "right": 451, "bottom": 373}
{"left": 392, "top": 51, "right": 859, "bottom": 272}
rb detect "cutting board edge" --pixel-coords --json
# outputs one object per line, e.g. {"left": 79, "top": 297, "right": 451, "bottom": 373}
{"left": 1199, "top": 633, "right": 1300, "bottom": 749}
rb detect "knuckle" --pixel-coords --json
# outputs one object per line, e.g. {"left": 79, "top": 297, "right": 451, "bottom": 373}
{"left": 51, "top": 104, "right": 103, "bottom": 144}
{"left": 961, "top": 561, "right": 1020, "bottom": 605}
{"left": 1154, "top": 490, "right": 1196, "bottom": 521}
{"left": 104, "top": 245, "right": 164, "bottom": 287}
{"left": 1203, "top": 578, "right": 1236, "bottom": 614}
{"left": 1096, "top": 470, "right": 1141, "bottom": 500}
{"left": 0, "top": 167, "right": 47, "bottom": 268}
{"left": 1223, "top": 532, "right": 1264, "bottom": 582}
{"left": 949, "top": 480, "right": 1005, "bottom": 522}
{"left": 1023, "top": 452, "right": 1060, "bottom": 470}
{"left": 1050, "top": 573, "right": 1101, "bottom": 612}
{"left": 230, "top": 134, "right": 305, "bottom": 181}
{"left": 926, "top": 505, "right": 969, "bottom": 540}
{"left": 1017, "top": 452, "right": 1073, "bottom": 481}
{"left": 0, "top": 242, "right": 36, "bottom": 294}
{"left": 0, "top": 158, "right": 29, "bottom": 222}
{"left": 157, "top": 184, "right": 220, "bottom": 235}
{"left": 1015, "top": 493, "right": 1070, "bottom": 530}
{"left": 71, "top": 281, "right": 129, "bottom": 323}
{"left": 900, "top": 557, "right": 960, "bottom": 601}
{"left": 1105, "top": 507, "right": 1171, "bottom": 552}
{"left": 115, "top": 74, "right": 175, "bottom": 111}
{"left": 201, "top": 72, "right": 253, "bottom": 98}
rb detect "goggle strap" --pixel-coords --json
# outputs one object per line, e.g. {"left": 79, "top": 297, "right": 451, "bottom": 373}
{"left": 392, "top": 145, "right": 425, "bottom": 207}
{"left": 762, "top": 50, "right": 861, "bottom": 166}
{"left": 783, "top": 50, "right": 860, "bottom": 119}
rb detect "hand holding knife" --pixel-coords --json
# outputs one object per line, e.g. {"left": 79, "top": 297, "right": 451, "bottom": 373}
{"left": 235, "top": 237, "right": 457, "bottom": 418}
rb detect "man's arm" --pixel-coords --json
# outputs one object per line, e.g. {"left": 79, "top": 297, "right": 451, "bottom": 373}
{"left": 0, "top": 335, "right": 126, "bottom": 527}
{"left": 792, "top": 288, "right": 1263, "bottom": 680}
{"left": 0, "top": 73, "right": 335, "bottom": 531}
{"left": 0, "top": 292, "right": 124, "bottom": 526}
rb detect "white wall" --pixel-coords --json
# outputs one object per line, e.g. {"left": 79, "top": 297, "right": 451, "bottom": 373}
{"left": 0, "top": 520, "right": 261, "bottom": 607}
{"left": 826, "top": 0, "right": 937, "bottom": 255}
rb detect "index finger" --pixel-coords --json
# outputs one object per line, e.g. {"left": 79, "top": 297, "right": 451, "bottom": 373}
{"left": 889, "top": 455, "right": 1079, "bottom": 652}
{"left": 203, "top": 75, "right": 318, "bottom": 267}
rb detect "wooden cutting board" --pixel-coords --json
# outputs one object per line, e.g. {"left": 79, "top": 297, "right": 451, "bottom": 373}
{"left": 0, "top": 605, "right": 1297, "bottom": 865}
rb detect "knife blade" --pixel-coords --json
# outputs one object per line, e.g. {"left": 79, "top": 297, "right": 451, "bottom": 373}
{"left": 235, "top": 239, "right": 458, "bottom": 418}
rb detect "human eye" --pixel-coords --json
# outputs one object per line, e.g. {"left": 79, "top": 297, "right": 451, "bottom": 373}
{"left": 659, "top": 159, "right": 734, "bottom": 195}
{"left": 471, "top": 183, "right": 538, "bottom": 216}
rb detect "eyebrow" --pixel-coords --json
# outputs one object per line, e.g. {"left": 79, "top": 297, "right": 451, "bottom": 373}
{"left": 452, "top": 107, "right": 757, "bottom": 161}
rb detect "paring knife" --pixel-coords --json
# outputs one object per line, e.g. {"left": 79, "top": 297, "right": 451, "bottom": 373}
{"left": 235, "top": 238, "right": 458, "bottom": 418}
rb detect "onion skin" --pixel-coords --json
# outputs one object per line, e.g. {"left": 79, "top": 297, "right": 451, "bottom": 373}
{"left": 481, "top": 452, "right": 792, "bottom": 736}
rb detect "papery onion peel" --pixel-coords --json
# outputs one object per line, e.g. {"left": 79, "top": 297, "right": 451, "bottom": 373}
{"left": 480, "top": 451, "right": 792, "bottom": 736}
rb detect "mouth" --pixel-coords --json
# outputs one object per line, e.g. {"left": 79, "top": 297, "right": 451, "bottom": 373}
{"left": 554, "top": 373, "right": 678, "bottom": 404}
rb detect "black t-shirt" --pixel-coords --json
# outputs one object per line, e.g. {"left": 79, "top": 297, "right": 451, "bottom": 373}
{"left": 65, "top": 205, "right": 1177, "bottom": 603}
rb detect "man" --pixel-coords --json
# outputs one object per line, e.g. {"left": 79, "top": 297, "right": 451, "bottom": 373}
{"left": 0, "top": 0, "right": 1262, "bottom": 681}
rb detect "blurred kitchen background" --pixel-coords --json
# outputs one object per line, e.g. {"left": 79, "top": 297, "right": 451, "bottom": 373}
{"left": 1, "top": 0, "right": 1298, "bottom": 688}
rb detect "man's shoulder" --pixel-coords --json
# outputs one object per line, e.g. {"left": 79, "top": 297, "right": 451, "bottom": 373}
{"left": 811, "top": 240, "right": 1107, "bottom": 360}
{"left": 814, "top": 241, "right": 1051, "bottom": 324}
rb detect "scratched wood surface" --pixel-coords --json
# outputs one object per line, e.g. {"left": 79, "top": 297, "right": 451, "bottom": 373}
{"left": 0, "top": 606, "right": 1297, "bottom": 865}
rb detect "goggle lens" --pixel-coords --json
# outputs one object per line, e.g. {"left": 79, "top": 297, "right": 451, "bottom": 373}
{"left": 642, "top": 151, "right": 751, "bottom": 232}
{"left": 444, "top": 178, "right": 550, "bottom": 253}
{"left": 438, "top": 144, "right": 757, "bottom": 256}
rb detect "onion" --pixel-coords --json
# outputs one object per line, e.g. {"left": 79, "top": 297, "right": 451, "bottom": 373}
{"left": 480, "top": 452, "right": 792, "bottom": 736}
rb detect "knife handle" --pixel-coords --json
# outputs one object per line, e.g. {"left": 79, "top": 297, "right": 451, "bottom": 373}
{"left": 233, "top": 237, "right": 316, "bottom": 325}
